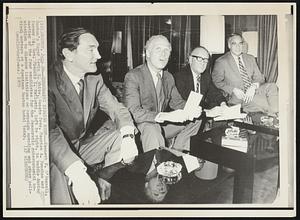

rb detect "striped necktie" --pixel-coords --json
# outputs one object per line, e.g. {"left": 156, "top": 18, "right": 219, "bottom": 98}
{"left": 238, "top": 56, "right": 252, "bottom": 92}
{"left": 77, "top": 79, "right": 84, "bottom": 105}
{"left": 195, "top": 74, "right": 201, "bottom": 93}
{"left": 156, "top": 73, "right": 165, "bottom": 112}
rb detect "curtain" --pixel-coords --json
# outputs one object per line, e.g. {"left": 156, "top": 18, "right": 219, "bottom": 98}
{"left": 47, "top": 16, "right": 195, "bottom": 80}
{"left": 127, "top": 16, "right": 193, "bottom": 74}
{"left": 257, "top": 15, "right": 278, "bottom": 83}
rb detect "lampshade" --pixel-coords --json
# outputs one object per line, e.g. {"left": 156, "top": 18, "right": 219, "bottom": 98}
{"left": 200, "top": 15, "right": 225, "bottom": 54}
{"left": 111, "top": 31, "right": 122, "bottom": 54}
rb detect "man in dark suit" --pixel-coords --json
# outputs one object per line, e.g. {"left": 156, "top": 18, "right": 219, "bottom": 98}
{"left": 123, "top": 35, "right": 202, "bottom": 153}
{"left": 48, "top": 28, "right": 138, "bottom": 205}
{"left": 212, "top": 33, "right": 278, "bottom": 115}
{"left": 175, "top": 46, "right": 227, "bottom": 113}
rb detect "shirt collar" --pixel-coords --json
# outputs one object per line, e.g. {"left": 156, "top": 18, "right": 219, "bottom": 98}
{"left": 147, "top": 63, "right": 163, "bottom": 78}
{"left": 230, "top": 52, "right": 243, "bottom": 61}
{"left": 63, "top": 65, "right": 82, "bottom": 85}
{"left": 190, "top": 67, "right": 201, "bottom": 80}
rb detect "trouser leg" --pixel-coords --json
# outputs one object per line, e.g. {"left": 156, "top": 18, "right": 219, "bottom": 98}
{"left": 163, "top": 119, "right": 202, "bottom": 151}
{"left": 79, "top": 122, "right": 122, "bottom": 167}
{"left": 137, "top": 122, "right": 165, "bottom": 152}
{"left": 264, "top": 83, "right": 279, "bottom": 114}
{"left": 50, "top": 163, "right": 76, "bottom": 204}
{"left": 243, "top": 83, "right": 278, "bottom": 115}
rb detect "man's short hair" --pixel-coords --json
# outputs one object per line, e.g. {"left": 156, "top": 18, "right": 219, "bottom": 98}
{"left": 58, "top": 27, "right": 93, "bottom": 60}
{"left": 144, "top": 35, "right": 171, "bottom": 52}
{"left": 227, "top": 33, "right": 244, "bottom": 45}
{"left": 144, "top": 181, "right": 166, "bottom": 203}
{"left": 190, "top": 46, "right": 210, "bottom": 59}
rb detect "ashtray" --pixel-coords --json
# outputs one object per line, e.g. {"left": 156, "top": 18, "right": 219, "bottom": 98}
{"left": 157, "top": 161, "right": 182, "bottom": 185}
{"left": 225, "top": 126, "right": 240, "bottom": 138}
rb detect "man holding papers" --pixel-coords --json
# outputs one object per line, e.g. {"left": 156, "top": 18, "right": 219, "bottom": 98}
{"left": 212, "top": 33, "right": 278, "bottom": 116}
{"left": 48, "top": 28, "right": 138, "bottom": 204}
{"left": 175, "top": 46, "right": 228, "bottom": 118}
{"left": 123, "top": 35, "right": 202, "bottom": 153}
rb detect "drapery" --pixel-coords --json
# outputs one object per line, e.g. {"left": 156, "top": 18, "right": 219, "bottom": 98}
{"left": 128, "top": 16, "right": 196, "bottom": 74}
{"left": 47, "top": 16, "right": 198, "bottom": 81}
{"left": 257, "top": 15, "right": 278, "bottom": 83}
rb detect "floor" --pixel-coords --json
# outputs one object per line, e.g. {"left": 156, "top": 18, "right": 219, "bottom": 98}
{"left": 211, "top": 158, "right": 279, "bottom": 204}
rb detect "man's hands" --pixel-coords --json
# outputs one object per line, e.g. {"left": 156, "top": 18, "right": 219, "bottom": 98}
{"left": 204, "top": 102, "right": 228, "bottom": 118}
{"left": 155, "top": 109, "right": 188, "bottom": 123}
{"left": 120, "top": 136, "right": 138, "bottom": 164}
{"left": 243, "top": 85, "right": 256, "bottom": 103}
{"left": 155, "top": 107, "right": 202, "bottom": 123}
{"left": 233, "top": 84, "right": 257, "bottom": 104}
{"left": 232, "top": 88, "right": 246, "bottom": 100}
{"left": 97, "top": 178, "right": 111, "bottom": 201}
{"left": 65, "top": 161, "right": 101, "bottom": 205}
{"left": 186, "top": 106, "right": 202, "bottom": 121}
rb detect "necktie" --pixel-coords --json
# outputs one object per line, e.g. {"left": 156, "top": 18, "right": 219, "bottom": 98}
{"left": 238, "top": 56, "right": 252, "bottom": 92}
{"left": 156, "top": 73, "right": 165, "bottom": 112}
{"left": 195, "top": 75, "right": 201, "bottom": 93}
{"left": 77, "top": 79, "right": 84, "bottom": 105}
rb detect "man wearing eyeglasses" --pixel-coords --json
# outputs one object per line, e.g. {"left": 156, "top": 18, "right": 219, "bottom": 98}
{"left": 212, "top": 33, "right": 278, "bottom": 116}
{"left": 175, "top": 46, "right": 227, "bottom": 115}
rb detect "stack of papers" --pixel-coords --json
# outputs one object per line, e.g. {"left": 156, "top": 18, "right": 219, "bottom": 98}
{"left": 221, "top": 136, "right": 248, "bottom": 153}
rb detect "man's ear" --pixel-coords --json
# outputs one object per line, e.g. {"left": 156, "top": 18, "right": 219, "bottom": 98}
{"left": 227, "top": 41, "right": 231, "bottom": 50}
{"left": 188, "top": 56, "right": 192, "bottom": 64}
{"left": 145, "top": 49, "right": 150, "bottom": 59}
{"left": 62, "top": 48, "right": 75, "bottom": 62}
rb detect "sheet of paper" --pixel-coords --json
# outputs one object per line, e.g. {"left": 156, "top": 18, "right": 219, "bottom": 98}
{"left": 184, "top": 91, "right": 203, "bottom": 113}
{"left": 182, "top": 154, "right": 200, "bottom": 173}
{"left": 214, "top": 104, "right": 247, "bottom": 121}
{"left": 205, "top": 106, "right": 223, "bottom": 117}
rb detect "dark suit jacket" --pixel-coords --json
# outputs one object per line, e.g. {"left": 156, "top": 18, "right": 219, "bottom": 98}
{"left": 123, "top": 63, "right": 186, "bottom": 124}
{"left": 48, "top": 61, "right": 134, "bottom": 203}
{"left": 212, "top": 52, "right": 265, "bottom": 104}
{"left": 175, "top": 64, "right": 226, "bottom": 109}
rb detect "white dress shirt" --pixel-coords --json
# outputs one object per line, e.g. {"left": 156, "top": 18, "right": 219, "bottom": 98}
{"left": 191, "top": 70, "right": 201, "bottom": 94}
{"left": 231, "top": 52, "right": 246, "bottom": 74}
{"left": 63, "top": 65, "right": 82, "bottom": 94}
{"left": 147, "top": 64, "right": 163, "bottom": 87}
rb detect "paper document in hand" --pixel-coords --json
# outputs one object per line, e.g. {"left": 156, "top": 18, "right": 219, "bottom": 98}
{"left": 184, "top": 91, "right": 203, "bottom": 113}
{"left": 214, "top": 104, "right": 247, "bottom": 121}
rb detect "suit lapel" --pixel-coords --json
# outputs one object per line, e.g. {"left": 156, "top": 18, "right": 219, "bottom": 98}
{"left": 186, "top": 66, "right": 195, "bottom": 92}
{"left": 228, "top": 52, "right": 240, "bottom": 76}
{"left": 142, "top": 64, "right": 159, "bottom": 111}
{"left": 56, "top": 66, "right": 84, "bottom": 118}
{"left": 161, "top": 71, "right": 168, "bottom": 111}
{"left": 83, "top": 76, "right": 97, "bottom": 128}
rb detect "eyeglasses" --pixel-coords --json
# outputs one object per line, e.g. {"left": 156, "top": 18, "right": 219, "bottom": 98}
{"left": 191, "top": 55, "right": 209, "bottom": 63}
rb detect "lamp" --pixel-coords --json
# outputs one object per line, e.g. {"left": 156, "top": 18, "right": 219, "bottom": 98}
{"left": 111, "top": 31, "right": 122, "bottom": 54}
{"left": 200, "top": 15, "right": 225, "bottom": 54}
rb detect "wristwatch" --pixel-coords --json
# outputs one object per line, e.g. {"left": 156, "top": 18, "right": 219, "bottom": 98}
{"left": 122, "top": 133, "right": 134, "bottom": 139}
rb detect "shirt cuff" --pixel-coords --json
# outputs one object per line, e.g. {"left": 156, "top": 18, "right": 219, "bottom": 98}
{"left": 65, "top": 160, "right": 87, "bottom": 177}
{"left": 120, "top": 125, "right": 135, "bottom": 137}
